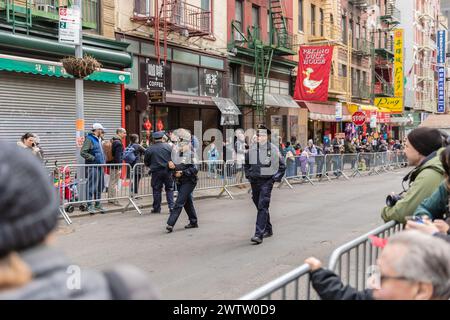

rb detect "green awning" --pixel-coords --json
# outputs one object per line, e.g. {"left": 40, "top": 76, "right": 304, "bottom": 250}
{"left": 0, "top": 54, "right": 130, "bottom": 84}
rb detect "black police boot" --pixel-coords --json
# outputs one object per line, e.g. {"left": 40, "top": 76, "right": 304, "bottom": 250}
{"left": 151, "top": 209, "right": 161, "bottom": 214}
{"left": 184, "top": 223, "right": 199, "bottom": 229}
{"left": 166, "top": 225, "right": 173, "bottom": 233}
{"left": 263, "top": 231, "right": 273, "bottom": 238}
{"left": 251, "top": 236, "right": 263, "bottom": 245}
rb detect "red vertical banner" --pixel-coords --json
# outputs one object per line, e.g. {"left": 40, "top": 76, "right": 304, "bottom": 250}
{"left": 294, "top": 46, "right": 334, "bottom": 102}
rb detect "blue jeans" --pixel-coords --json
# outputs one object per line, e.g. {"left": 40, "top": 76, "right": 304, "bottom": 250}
{"left": 86, "top": 166, "right": 104, "bottom": 207}
{"left": 167, "top": 181, "right": 197, "bottom": 227}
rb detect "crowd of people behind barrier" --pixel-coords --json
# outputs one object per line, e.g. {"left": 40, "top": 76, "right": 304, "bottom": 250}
{"left": 7, "top": 124, "right": 450, "bottom": 300}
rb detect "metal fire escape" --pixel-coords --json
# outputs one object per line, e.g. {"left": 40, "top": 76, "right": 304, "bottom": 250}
{"left": 373, "top": 0, "right": 400, "bottom": 98}
{"left": 230, "top": 0, "right": 295, "bottom": 119}
{"left": 133, "top": 0, "right": 212, "bottom": 63}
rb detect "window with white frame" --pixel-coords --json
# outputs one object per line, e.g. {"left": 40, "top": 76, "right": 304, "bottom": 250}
{"left": 134, "top": 0, "right": 153, "bottom": 16}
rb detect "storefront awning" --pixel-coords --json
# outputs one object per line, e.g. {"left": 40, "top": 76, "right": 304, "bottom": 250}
{"left": 419, "top": 114, "right": 450, "bottom": 130}
{"left": 351, "top": 103, "right": 391, "bottom": 114}
{"left": 300, "top": 101, "right": 351, "bottom": 122}
{"left": 265, "top": 94, "right": 299, "bottom": 108}
{"left": 0, "top": 54, "right": 130, "bottom": 85}
{"left": 212, "top": 97, "right": 242, "bottom": 115}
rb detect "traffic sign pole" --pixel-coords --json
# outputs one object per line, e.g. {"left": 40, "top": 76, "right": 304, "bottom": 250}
{"left": 74, "top": 0, "right": 84, "bottom": 166}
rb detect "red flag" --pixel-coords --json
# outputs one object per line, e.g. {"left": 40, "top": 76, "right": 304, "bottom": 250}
{"left": 294, "top": 45, "right": 334, "bottom": 102}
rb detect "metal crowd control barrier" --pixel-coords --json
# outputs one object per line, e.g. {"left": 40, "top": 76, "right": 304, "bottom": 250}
{"left": 47, "top": 164, "right": 72, "bottom": 225}
{"left": 279, "top": 155, "right": 315, "bottom": 188}
{"left": 323, "top": 154, "right": 350, "bottom": 180}
{"left": 239, "top": 264, "right": 318, "bottom": 300}
{"left": 240, "top": 221, "right": 403, "bottom": 300}
{"left": 341, "top": 153, "right": 360, "bottom": 178}
{"left": 56, "top": 151, "right": 408, "bottom": 224}
{"left": 327, "top": 221, "right": 403, "bottom": 292}
{"left": 57, "top": 163, "right": 141, "bottom": 221}
{"left": 222, "top": 160, "right": 249, "bottom": 199}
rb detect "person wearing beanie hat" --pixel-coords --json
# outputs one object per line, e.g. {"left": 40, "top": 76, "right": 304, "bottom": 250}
{"left": 381, "top": 127, "right": 446, "bottom": 224}
{"left": 0, "top": 142, "right": 159, "bottom": 300}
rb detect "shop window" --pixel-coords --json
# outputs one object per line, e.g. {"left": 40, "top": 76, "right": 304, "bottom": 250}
{"left": 125, "top": 56, "right": 139, "bottom": 91}
{"left": 120, "top": 38, "right": 140, "bottom": 55}
{"left": 155, "top": 107, "right": 169, "bottom": 132}
{"left": 141, "top": 42, "right": 172, "bottom": 59}
{"left": 173, "top": 50, "right": 200, "bottom": 65}
{"left": 201, "top": 56, "right": 224, "bottom": 70}
{"left": 172, "top": 63, "right": 199, "bottom": 96}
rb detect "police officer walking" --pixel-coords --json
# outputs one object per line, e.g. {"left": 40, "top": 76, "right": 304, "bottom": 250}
{"left": 144, "top": 131, "right": 174, "bottom": 214}
{"left": 244, "top": 125, "right": 286, "bottom": 245}
{"left": 166, "top": 129, "right": 199, "bottom": 233}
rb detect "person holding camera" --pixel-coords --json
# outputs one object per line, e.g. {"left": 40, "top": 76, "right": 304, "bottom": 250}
{"left": 381, "top": 128, "right": 446, "bottom": 224}
{"left": 403, "top": 146, "right": 450, "bottom": 243}
{"left": 17, "top": 133, "right": 43, "bottom": 160}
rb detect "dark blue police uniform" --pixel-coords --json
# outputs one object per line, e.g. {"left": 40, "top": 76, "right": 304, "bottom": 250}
{"left": 244, "top": 131, "right": 285, "bottom": 244}
{"left": 144, "top": 131, "right": 174, "bottom": 214}
{"left": 166, "top": 148, "right": 199, "bottom": 231}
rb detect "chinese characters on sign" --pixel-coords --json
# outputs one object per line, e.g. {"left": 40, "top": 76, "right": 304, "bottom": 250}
{"left": 335, "top": 102, "right": 343, "bottom": 121}
{"left": 146, "top": 59, "right": 166, "bottom": 90}
{"left": 394, "top": 29, "right": 404, "bottom": 99}
{"left": 438, "top": 66, "right": 446, "bottom": 113}
{"left": 59, "top": 6, "right": 81, "bottom": 45}
{"left": 437, "top": 30, "right": 446, "bottom": 113}
{"left": 437, "top": 30, "right": 446, "bottom": 65}
{"left": 200, "top": 69, "right": 222, "bottom": 97}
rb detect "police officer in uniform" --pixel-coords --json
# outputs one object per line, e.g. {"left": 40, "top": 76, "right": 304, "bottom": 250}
{"left": 144, "top": 131, "right": 174, "bottom": 214}
{"left": 166, "top": 129, "right": 199, "bottom": 233}
{"left": 244, "top": 125, "right": 286, "bottom": 245}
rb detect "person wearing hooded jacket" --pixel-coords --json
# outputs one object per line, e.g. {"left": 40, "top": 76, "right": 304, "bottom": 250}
{"left": 0, "top": 141, "right": 159, "bottom": 300}
{"left": 381, "top": 127, "right": 445, "bottom": 224}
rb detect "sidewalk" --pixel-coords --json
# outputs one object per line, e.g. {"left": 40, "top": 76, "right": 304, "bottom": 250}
{"left": 65, "top": 184, "right": 251, "bottom": 218}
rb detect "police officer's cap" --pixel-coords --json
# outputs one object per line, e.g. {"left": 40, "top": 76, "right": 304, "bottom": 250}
{"left": 152, "top": 131, "right": 166, "bottom": 140}
{"left": 257, "top": 124, "right": 271, "bottom": 135}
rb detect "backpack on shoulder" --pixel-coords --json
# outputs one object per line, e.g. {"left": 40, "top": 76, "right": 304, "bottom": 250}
{"left": 123, "top": 145, "right": 137, "bottom": 164}
{"left": 103, "top": 139, "right": 114, "bottom": 163}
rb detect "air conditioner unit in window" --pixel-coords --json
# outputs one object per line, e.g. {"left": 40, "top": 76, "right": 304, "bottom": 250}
{"left": 37, "top": 4, "right": 56, "bottom": 13}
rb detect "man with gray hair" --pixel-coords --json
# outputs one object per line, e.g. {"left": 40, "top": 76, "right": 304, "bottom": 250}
{"left": 305, "top": 230, "right": 450, "bottom": 300}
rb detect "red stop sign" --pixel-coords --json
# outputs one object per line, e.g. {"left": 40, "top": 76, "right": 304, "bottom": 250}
{"left": 352, "top": 112, "right": 366, "bottom": 126}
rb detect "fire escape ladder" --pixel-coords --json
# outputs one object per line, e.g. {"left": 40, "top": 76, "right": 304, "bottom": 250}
{"left": 270, "top": 0, "right": 288, "bottom": 48}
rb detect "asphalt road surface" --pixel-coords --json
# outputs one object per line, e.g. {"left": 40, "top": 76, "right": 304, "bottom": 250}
{"left": 55, "top": 169, "right": 408, "bottom": 299}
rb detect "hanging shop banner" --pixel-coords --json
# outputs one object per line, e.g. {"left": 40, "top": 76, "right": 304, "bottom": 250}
{"left": 335, "top": 102, "right": 343, "bottom": 121}
{"left": 394, "top": 29, "right": 404, "bottom": 98}
{"left": 377, "top": 112, "right": 391, "bottom": 124}
{"left": 438, "top": 66, "right": 446, "bottom": 113}
{"left": 374, "top": 97, "right": 403, "bottom": 113}
{"left": 294, "top": 45, "right": 334, "bottom": 102}
{"left": 437, "top": 30, "right": 446, "bottom": 65}
{"left": 370, "top": 114, "right": 377, "bottom": 128}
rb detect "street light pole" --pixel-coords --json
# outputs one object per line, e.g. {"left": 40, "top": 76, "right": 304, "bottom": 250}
{"left": 75, "top": 0, "right": 84, "bottom": 165}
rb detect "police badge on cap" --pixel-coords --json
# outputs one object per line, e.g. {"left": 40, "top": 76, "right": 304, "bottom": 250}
{"left": 257, "top": 124, "right": 271, "bottom": 136}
